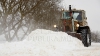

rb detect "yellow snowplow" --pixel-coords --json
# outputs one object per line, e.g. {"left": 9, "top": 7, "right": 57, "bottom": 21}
{"left": 54, "top": 5, "right": 91, "bottom": 47}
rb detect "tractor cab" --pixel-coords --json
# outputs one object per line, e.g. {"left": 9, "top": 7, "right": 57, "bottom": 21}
{"left": 61, "top": 6, "right": 87, "bottom": 32}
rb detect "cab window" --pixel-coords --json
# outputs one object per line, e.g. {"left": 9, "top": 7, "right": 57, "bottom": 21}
{"left": 63, "top": 12, "right": 70, "bottom": 19}
{"left": 73, "top": 12, "right": 82, "bottom": 21}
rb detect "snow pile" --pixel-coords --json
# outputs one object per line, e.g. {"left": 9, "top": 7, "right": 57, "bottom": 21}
{"left": 0, "top": 29, "right": 85, "bottom": 56}
{"left": 24, "top": 29, "right": 83, "bottom": 49}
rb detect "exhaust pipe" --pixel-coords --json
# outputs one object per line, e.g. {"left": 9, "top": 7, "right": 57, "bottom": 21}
{"left": 69, "top": 5, "right": 72, "bottom": 12}
{"left": 69, "top": 5, "right": 74, "bottom": 32}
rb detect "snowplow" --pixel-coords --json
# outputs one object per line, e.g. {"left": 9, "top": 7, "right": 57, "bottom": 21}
{"left": 54, "top": 5, "right": 91, "bottom": 47}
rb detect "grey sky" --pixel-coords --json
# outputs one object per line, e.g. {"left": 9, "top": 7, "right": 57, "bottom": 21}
{"left": 60, "top": 0, "right": 100, "bottom": 31}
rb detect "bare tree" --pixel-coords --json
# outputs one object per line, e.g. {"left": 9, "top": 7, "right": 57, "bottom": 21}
{"left": 0, "top": 0, "right": 61, "bottom": 41}
{"left": 91, "top": 31, "right": 100, "bottom": 42}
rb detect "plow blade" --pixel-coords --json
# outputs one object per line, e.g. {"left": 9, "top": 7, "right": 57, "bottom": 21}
{"left": 67, "top": 32, "right": 82, "bottom": 40}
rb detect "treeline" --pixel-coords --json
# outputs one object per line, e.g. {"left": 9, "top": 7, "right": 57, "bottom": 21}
{"left": 0, "top": 0, "right": 62, "bottom": 41}
{"left": 0, "top": 0, "right": 99, "bottom": 42}
{"left": 91, "top": 31, "right": 100, "bottom": 42}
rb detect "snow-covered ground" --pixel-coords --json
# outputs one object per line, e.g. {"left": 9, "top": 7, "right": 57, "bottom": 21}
{"left": 0, "top": 29, "right": 100, "bottom": 56}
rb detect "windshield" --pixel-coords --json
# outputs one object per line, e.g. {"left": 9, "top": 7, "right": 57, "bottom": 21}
{"left": 63, "top": 12, "right": 71, "bottom": 19}
{"left": 63, "top": 11, "right": 82, "bottom": 21}
{"left": 73, "top": 11, "right": 82, "bottom": 21}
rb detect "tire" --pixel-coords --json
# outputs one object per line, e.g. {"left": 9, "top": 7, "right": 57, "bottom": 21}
{"left": 81, "top": 29, "right": 91, "bottom": 47}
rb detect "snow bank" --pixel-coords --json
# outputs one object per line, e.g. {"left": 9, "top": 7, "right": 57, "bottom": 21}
{"left": 0, "top": 29, "right": 85, "bottom": 56}
{"left": 24, "top": 29, "right": 83, "bottom": 49}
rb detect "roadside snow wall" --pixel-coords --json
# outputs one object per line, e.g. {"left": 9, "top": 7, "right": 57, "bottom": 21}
{"left": 25, "top": 29, "right": 83, "bottom": 49}
{"left": 0, "top": 29, "right": 84, "bottom": 56}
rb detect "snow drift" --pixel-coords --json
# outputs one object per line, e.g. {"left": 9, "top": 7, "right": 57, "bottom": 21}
{"left": 1, "top": 29, "right": 96, "bottom": 56}
{"left": 25, "top": 29, "right": 83, "bottom": 48}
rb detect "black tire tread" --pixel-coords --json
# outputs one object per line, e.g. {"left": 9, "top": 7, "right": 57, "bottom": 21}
{"left": 81, "top": 29, "right": 91, "bottom": 47}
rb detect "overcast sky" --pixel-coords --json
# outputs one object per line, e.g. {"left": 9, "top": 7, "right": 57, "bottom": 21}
{"left": 60, "top": 0, "right": 100, "bottom": 31}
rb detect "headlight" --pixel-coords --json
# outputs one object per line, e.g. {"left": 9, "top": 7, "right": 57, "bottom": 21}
{"left": 61, "top": 9, "right": 64, "bottom": 11}
{"left": 54, "top": 25, "right": 57, "bottom": 28}
{"left": 76, "top": 24, "right": 79, "bottom": 27}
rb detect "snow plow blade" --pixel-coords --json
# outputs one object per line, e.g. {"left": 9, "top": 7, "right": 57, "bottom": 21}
{"left": 67, "top": 32, "right": 82, "bottom": 40}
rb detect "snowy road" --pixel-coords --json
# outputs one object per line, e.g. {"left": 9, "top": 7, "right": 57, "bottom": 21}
{"left": 0, "top": 42, "right": 100, "bottom": 56}
{"left": 70, "top": 43, "right": 100, "bottom": 56}
{"left": 0, "top": 29, "right": 100, "bottom": 56}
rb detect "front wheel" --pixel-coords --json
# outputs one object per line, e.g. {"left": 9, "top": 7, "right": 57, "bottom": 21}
{"left": 81, "top": 29, "right": 91, "bottom": 47}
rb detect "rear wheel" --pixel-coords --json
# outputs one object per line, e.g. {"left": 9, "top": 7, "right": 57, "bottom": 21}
{"left": 81, "top": 29, "right": 91, "bottom": 47}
